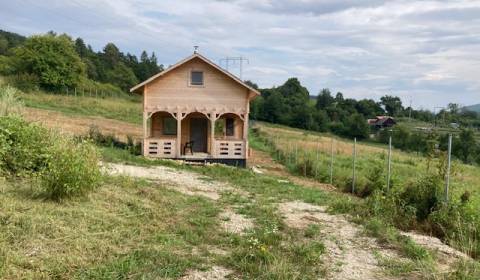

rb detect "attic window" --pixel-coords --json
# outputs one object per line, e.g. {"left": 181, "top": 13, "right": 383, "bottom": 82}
{"left": 190, "top": 71, "right": 204, "bottom": 85}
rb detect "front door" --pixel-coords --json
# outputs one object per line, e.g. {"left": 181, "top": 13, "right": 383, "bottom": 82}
{"left": 190, "top": 118, "right": 208, "bottom": 153}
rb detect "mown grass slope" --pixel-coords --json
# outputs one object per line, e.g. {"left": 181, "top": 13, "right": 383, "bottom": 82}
{"left": 0, "top": 176, "right": 223, "bottom": 279}
{"left": 19, "top": 90, "right": 142, "bottom": 125}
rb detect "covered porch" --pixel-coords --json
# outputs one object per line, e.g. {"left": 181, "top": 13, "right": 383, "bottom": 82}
{"left": 143, "top": 109, "right": 248, "bottom": 160}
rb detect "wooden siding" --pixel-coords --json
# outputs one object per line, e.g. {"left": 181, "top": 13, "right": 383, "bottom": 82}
{"left": 140, "top": 54, "right": 252, "bottom": 160}
{"left": 145, "top": 57, "right": 249, "bottom": 111}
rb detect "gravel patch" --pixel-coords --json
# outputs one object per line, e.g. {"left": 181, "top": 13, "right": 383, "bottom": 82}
{"left": 105, "top": 163, "right": 240, "bottom": 200}
{"left": 401, "top": 231, "right": 470, "bottom": 272}
{"left": 180, "top": 266, "right": 234, "bottom": 280}
{"left": 219, "top": 209, "right": 254, "bottom": 235}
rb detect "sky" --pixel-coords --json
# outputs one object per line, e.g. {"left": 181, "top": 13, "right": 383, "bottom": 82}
{"left": 1, "top": 0, "right": 480, "bottom": 109}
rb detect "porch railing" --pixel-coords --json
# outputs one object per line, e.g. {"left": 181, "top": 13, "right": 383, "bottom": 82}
{"left": 214, "top": 140, "right": 245, "bottom": 158}
{"left": 144, "top": 138, "right": 176, "bottom": 158}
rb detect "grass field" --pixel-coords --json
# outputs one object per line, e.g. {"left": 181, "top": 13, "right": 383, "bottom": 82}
{"left": 2, "top": 86, "right": 480, "bottom": 278}
{"left": 396, "top": 117, "right": 480, "bottom": 141}
{"left": 253, "top": 122, "right": 480, "bottom": 205}
{"left": 19, "top": 90, "right": 142, "bottom": 125}
{"left": 252, "top": 122, "right": 480, "bottom": 265}
{"left": 0, "top": 175, "right": 231, "bottom": 279}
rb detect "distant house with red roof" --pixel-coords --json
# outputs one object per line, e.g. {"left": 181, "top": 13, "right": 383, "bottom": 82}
{"left": 367, "top": 116, "right": 396, "bottom": 129}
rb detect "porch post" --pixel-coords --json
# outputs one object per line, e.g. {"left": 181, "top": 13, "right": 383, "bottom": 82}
{"left": 243, "top": 113, "right": 249, "bottom": 159}
{"left": 210, "top": 118, "right": 216, "bottom": 157}
{"left": 176, "top": 113, "right": 182, "bottom": 158}
{"left": 143, "top": 111, "right": 148, "bottom": 156}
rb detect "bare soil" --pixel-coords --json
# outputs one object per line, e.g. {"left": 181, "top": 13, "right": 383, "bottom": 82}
{"left": 219, "top": 209, "right": 254, "bottom": 235}
{"left": 278, "top": 201, "right": 400, "bottom": 280}
{"left": 401, "top": 231, "right": 471, "bottom": 272}
{"left": 106, "top": 163, "right": 235, "bottom": 200}
{"left": 180, "top": 266, "right": 234, "bottom": 280}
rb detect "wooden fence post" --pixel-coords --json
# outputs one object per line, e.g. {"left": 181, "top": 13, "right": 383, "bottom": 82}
{"left": 387, "top": 136, "right": 392, "bottom": 191}
{"left": 329, "top": 138, "right": 334, "bottom": 184}
{"left": 445, "top": 134, "right": 452, "bottom": 202}
{"left": 352, "top": 138, "right": 357, "bottom": 194}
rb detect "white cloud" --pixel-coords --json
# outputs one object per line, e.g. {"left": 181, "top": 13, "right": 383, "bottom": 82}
{"left": 0, "top": 0, "right": 479, "bottom": 108}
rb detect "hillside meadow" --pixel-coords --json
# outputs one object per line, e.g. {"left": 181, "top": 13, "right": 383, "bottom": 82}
{"left": 253, "top": 122, "right": 480, "bottom": 204}
{"left": 19, "top": 89, "right": 142, "bottom": 125}
{"left": 252, "top": 122, "right": 480, "bottom": 260}
{"left": 1, "top": 84, "right": 480, "bottom": 278}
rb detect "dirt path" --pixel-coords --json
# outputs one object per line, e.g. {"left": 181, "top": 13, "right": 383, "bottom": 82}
{"left": 278, "top": 201, "right": 401, "bottom": 280}
{"left": 23, "top": 107, "right": 142, "bottom": 142}
{"left": 105, "top": 162, "right": 252, "bottom": 279}
{"left": 180, "top": 266, "right": 234, "bottom": 280}
{"left": 105, "top": 162, "right": 399, "bottom": 279}
{"left": 106, "top": 163, "right": 243, "bottom": 200}
{"left": 401, "top": 231, "right": 471, "bottom": 273}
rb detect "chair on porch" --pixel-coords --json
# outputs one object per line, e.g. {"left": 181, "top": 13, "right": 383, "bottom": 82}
{"left": 183, "top": 141, "right": 194, "bottom": 155}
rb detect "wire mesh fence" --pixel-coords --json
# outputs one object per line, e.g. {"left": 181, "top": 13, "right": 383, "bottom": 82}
{"left": 59, "top": 86, "right": 127, "bottom": 99}
{"left": 256, "top": 126, "right": 454, "bottom": 203}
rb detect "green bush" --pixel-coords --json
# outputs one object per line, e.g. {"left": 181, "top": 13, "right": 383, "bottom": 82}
{"left": 4, "top": 73, "right": 40, "bottom": 92}
{"left": 0, "top": 55, "right": 16, "bottom": 75}
{"left": 400, "top": 175, "right": 442, "bottom": 221}
{"left": 358, "top": 165, "right": 384, "bottom": 197}
{"left": 0, "top": 116, "right": 51, "bottom": 175}
{"left": 40, "top": 135, "right": 101, "bottom": 200}
{"left": 0, "top": 114, "right": 101, "bottom": 200}
{"left": 429, "top": 202, "right": 480, "bottom": 257}
{"left": 83, "top": 125, "right": 141, "bottom": 155}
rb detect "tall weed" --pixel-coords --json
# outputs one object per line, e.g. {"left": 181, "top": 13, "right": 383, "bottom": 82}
{"left": 0, "top": 85, "right": 23, "bottom": 117}
{"left": 40, "top": 135, "right": 101, "bottom": 200}
{"left": 0, "top": 114, "right": 101, "bottom": 200}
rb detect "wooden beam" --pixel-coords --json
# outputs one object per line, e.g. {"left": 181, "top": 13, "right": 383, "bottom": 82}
{"left": 210, "top": 118, "right": 216, "bottom": 157}
{"left": 176, "top": 112, "right": 182, "bottom": 158}
{"left": 243, "top": 113, "right": 249, "bottom": 159}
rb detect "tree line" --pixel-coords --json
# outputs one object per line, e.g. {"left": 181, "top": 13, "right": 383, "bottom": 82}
{"left": 248, "top": 78, "right": 429, "bottom": 139}
{"left": 248, "top": 79, "right": 480, "bottom": 164}
{"left": 0, "top": 29, "right": 162, "bottom": 92}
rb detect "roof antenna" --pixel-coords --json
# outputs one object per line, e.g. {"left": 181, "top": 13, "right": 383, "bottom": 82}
{"left": 193, "top": 46, "right": 199, "bottom": 54}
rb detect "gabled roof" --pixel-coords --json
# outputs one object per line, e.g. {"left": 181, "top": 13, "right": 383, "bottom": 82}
{"left": 130, "top": 53, "right": 261, "bottom": 97}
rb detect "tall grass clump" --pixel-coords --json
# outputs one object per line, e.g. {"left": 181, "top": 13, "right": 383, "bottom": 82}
{"left": 0, "top": 85, "right": 23, "bottom": 117}
{"left": 40, "top": 134, "right": 101, "bottom": 200}
{"left": 0, "top": 85, "right": 101, "bottom": 200}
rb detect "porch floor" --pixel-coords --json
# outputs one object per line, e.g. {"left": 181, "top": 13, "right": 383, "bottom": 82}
{"left": 180, "top": 152, "right": 212, "bottom": 160}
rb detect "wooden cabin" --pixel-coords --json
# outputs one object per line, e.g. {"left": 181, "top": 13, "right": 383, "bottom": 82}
{"left": 368, "top": 116, "right": 396, "bottom": 129}
{"left": 130, "top": 52, "right": 259, "bottom": 167}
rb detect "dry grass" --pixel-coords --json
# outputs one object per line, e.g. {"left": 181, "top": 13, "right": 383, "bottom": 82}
{"left": 0, "top": 176, "right": 221, "bottom": 279}
{"left": 20, "top": 90, "right": 142, "bottom": 125}
{"left": 254, "top": 122, "right": 480, "bottom": 206}
{"left": 23, "top": 107, "right": 142, "bottom": 142}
